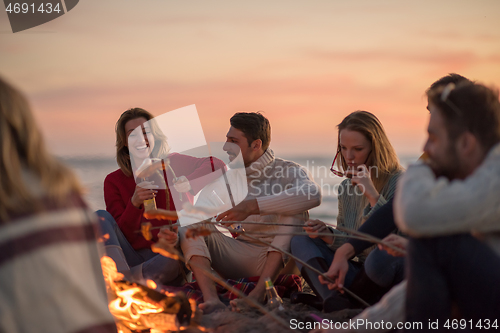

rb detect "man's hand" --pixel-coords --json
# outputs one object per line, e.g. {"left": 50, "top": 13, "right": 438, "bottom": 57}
{"left": 215, "top": 199, "right": 259, "bottom": 225}
{"left": 157, "top": 225, "right": 179, "bottom": 246}
{"left": 378, "top": 234, "right": 408, "bottom": 257}
{"left": 173, "top": 175, "right": 192, "bottom": 193}
{"left": 318, "top": 243, "right": 354, "bottom": 292}
{"left": 303, "top": 219, "right": 334, "bottom": 244}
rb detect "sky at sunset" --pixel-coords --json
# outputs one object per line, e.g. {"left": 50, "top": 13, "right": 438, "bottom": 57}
{"left": 1, "top": 0, "right": 500, "bottom": 158}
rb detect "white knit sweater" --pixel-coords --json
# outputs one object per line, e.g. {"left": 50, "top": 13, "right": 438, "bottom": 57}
{"left": 395, "top": 142, "right": 500, "bottom": 255}
{"left": 181, "top": 148, "right": 322, "bottom": 251}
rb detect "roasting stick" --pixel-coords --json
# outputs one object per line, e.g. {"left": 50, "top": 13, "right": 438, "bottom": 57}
{"left": 141, "top": 209, "right": 404, "bottom": 255}
{"left": 154, "top": 249, "right": 291, "bottom": 330}
{"left": 163, "top": 159, "right": 183, "bottom": 202}
{"left": 142, "top": 209, "right": 405, "bottom": 255}
{"left": 236, "top": 231, "right": 390, "bottom": 245}
{"left": 137, "top": 220, "right": 304, "bottom": 232}
{"left": 233, "top": 230, "right": 406, "bottom": 256}
{"left": 335, "top": 225, "right": 383, "bottom": 244}
{"left": 139, "top": 227, "right": 405, "bottom": 255}
{"left": 335, "top": 225, "right": 407, "bottom": 256}
{"left": 142, "top": 211, "right": 291, "bottom": 330}
{"left": 215, "top": 219, "right": 405, "bottom": 254}
{"left": 143, "top": 209, "right": 397, "bottom": 306}
{"left": 218, "top": 225, "right": 371, "bottom": 308}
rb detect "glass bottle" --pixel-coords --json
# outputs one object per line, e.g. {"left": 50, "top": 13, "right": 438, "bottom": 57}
{"left": 265, "top": 278, "right": 284, "bottom": 311}
{"left": 142, "top": 177, "right": 157, "bottom": 211}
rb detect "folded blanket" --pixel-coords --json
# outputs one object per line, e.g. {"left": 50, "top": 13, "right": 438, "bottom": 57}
{"left": 159, "top": 274, "right": 302, "bottom": 303}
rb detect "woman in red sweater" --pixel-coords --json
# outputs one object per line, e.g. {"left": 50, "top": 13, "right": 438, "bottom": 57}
{"left": 98, "top": 107, "right": 225, "bottom": 285}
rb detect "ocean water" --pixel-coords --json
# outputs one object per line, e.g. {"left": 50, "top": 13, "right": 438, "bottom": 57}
{"left": 62, "top": 155, "right": 419, "bottom": 225}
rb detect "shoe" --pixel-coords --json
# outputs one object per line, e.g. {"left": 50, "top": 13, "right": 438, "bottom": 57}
{"left": 348, "top": 266, "right": 390, "bottom": 305}
{"left": 323, "top": 292, "right": 357, "bottom": 312}
{"left": 300, "top": 257, "right": 337, "bottom": 302}
{"left": 290, "top": 291, "right": 323, "bottom": 311}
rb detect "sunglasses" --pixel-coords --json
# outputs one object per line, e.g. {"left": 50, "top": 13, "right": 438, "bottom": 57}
{"left": 330, "top": 149, "right": 344, "bottom": 177}
{"left": 330, "top": 149, "right": 372, "bottom": 177}
{"left": 440, "top": 82, "right": 462, "bottom": 115}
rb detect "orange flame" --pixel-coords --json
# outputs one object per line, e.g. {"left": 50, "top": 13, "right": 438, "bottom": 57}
{"left": 101, "top": 256, "right": 168, "bottom": 331}
{"left": 101, "top": 256, "right": 203, "bottom": 332}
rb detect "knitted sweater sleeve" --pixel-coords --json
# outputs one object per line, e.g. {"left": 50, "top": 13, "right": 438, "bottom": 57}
{"left": 395, "top": 143, "right": 500, "bottom": 237}
{"left": 362, "top": 172, "right": 401, "bottom": 219}
{"left": 103, "top": 171, "right": 143, "bottom": 242}
{"left": 256, "top": 163, "right": 321, "bottom": 216}
{"left": 330, "top": 173, "right": 400, "bottom": 253}
{"left": 347, "top": 198, "right": 397, "bottom": 255}
{"left": 329, "top": 180, "right": 349, "bottom": 250}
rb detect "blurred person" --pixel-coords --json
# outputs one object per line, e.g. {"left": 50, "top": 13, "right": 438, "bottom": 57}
{"left": 179, "top": 112, "right": 322, "bottom": 314}
{"left": 290, "top": 111, "right": 403, "bottom": 312}
{"left": 100, "top": 108, "right": 225, "bottom": 285}
{"left": 0, "top": 76, "right": 116, "bottom": 332}
{"left": 396, "top": 81, "right": 500, "bottom": 330}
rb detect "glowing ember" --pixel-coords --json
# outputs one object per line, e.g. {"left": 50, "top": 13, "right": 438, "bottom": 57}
{"left": 147, "top": 280, "right": 157, "bottom": 289}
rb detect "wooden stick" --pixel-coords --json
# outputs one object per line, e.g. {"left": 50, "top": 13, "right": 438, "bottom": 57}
{"left": 233, "top": 230, "right": 379, "bottom": 243}
{"left": 198, "top": 221, "right": 405, "bottom": 255}
{"left": 218, "top": 225, "right": 371, "bottom": 308}
{"left": 206, "top": 220, "right": 305, "bottom": 228}
{"left": 135, "top": 222, "right": 180, "bottom": 233}
{"left": 335, "top": 225, "right": 406, "bottom": 256}
{"left": 141, "top": 213, "right": 405, "bottom": 255}
{"left": 158, "top": 251, "right": 291, "bottom": 330}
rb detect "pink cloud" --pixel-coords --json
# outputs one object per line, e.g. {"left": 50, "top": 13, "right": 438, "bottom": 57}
{"left": 29, "top": 74, "right": 430, "bottom": 157}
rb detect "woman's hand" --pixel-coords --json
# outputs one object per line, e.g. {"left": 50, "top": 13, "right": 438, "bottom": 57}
{"left": 131, "top": 181, "right": 158, "bottom": 208}
{"left": 303, "top": 219, "right": 334, "bottom": 244}
{"left": 378, "top": 234, "right": 408, "bottom": 257}
{"left": 157, "top": 225, "right": 179, "bottom": 246}
{"left": 318, "top": 243, "right": 355, "bottom": 292}
{"left": 349, "top": 164, "right": 379, "bottom": 206}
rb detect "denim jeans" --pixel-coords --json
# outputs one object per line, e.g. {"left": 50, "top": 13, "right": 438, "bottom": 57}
{"left": 364, "top": 247, "right": 405, "bottom": 288}
{"left": 405, "top": 234, "right": 500, "bottom": 332}
{"left": 96, "top": 210, "right": 183, "bottom": 286}
{"left": 290, "top": 235, "right": 362, "bottom": 299}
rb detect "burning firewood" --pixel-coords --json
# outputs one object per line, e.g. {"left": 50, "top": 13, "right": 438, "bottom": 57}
{"left": 101, "top": 255, "right": 200, "bottom": 332}
{"left": 144, "top": 209, "right": 179, "bottom": 221}
{"left": 110, "top": 280, "right": 194, "bottom": 331}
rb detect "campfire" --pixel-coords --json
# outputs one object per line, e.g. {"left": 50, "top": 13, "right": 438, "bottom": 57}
{"left": 101, "top": 256, "right": 203, "bottom": 333}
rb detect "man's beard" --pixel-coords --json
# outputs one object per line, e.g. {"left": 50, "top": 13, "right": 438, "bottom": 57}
{"left": 427, "top": 144, "right": 461, "bottom": 180}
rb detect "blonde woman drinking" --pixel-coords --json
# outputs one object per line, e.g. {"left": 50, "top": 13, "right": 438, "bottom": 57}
{"left": 291, "top": 111, "right": 403, "bottom": 312}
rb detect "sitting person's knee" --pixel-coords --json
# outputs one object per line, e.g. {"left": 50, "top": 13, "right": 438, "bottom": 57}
{"left": 365, "top": 248, "right": 404, "bottom": 288}
{"left": 290, "top": 235, "right": 313, "bottom": 254}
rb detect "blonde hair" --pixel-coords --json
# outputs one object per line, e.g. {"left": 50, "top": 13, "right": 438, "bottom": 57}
{"left": 336, "top": 111, "right": 402, "bottom": 192}
{"left": 115, "top": 108, "right": 169, "bottom": 178}
{"left": 0, "top": 77, "right": 82, "bottom": 222}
